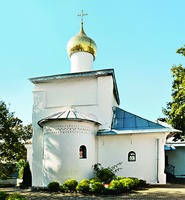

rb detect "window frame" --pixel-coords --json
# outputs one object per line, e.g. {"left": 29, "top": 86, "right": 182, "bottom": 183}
{"left": 79, "top": 145, "right": 87, "bottom": 159}
{"left": 128, "top": 151, "right": 136, "bottom": 162}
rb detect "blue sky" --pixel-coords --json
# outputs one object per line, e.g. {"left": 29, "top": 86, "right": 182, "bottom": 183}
{"left": 0, "top": 0, "right": 185, "bottom": 125}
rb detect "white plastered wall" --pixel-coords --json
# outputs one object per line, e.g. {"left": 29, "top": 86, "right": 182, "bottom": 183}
{"left": 70, "top": 52, "right": 94, "bottom": 73}
{"left": 42, "top": 120, "right": 98, "bottom": 185}
{"left": 25, "top": 143, "right": 33, "bottom": 171}
{"left": 31, "top": 74, "right": 118, "bottom": 186}
{"left": 33, "top": 75, "right": 118, "bottom": 130}
{"left": 97, "top": 132, "right": 168, "bottom": 184}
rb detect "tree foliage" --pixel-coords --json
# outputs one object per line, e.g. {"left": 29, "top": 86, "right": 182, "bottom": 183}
{"left": 176, "top": 45, "right": 185, "bottom": 56}
{"left": 163, "top": 46, "right": 185, "bottom": 140}
{"left": 0, "top": 101, "right": 32, "bottom": 178}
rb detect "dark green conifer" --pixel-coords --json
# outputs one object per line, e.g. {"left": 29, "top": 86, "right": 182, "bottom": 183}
{"left": 22, "top": 162, "right": 32, "bottom": 187}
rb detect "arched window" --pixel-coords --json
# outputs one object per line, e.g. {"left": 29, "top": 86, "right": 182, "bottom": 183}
{"left": 79, "top": 145, "right": 87, "bottom": 159}
{"left": 128, "top": 151, "right": 136, "bottom": 162}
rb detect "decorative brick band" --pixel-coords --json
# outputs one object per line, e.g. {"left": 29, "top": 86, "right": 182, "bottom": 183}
{"left": 43, "top": 124, "right": 96, "bottom": 135}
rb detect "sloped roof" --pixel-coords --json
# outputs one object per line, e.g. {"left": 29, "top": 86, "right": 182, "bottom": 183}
{"left": 112, "top": 107, "right": 163, "bottom": 130}
{"left": 38, "top": 108, "right": 100, "bottom": 128}
{"left": 97, "top": 107, "right": 180, "bottom": 135}
{"left": 29, "top": 68, "right": 120, "bottom": 105}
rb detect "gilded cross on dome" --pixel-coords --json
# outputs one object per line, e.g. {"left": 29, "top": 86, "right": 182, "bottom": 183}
{"left": 78, "top": 10, "right": 88, "bottom": 23}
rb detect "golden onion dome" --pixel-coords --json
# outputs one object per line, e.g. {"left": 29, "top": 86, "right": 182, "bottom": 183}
{"left": 67, "top": 22, "right": 97, "bottom": 60}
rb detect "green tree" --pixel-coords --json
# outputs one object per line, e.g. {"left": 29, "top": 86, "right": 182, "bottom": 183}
{"left": 0, "top": 101, "right": 32, "bottom": 179}
{"left": 163, "top": 46, "right": 185, "bottom": 140}
{"left": 176, "top": 45, "right": 185, "bottom": 56}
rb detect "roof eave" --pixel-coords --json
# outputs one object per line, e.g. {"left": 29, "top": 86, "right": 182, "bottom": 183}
{"left": 29, "top": 68, "right": 120, "bottom": 105}
{"left": 38, "top": 118, "right": 101, "bottom": 128}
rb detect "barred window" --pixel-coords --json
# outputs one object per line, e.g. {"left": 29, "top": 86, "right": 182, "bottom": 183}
{"left": 128, "top": 151, "right": 136, "bottom": 162}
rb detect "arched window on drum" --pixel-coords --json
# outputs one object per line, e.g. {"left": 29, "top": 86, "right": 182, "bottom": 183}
{"left": 79, "top": 145, "right": 87, "bottom": 159}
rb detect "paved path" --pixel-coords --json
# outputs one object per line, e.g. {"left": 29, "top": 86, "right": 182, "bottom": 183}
{"left": 1, "top": 184, "right": 185, "bottom": 199}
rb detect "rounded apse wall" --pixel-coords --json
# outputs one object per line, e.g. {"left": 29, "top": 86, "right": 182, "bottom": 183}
{"left": 42, "top": 120, "right": 98, "bottom": 186}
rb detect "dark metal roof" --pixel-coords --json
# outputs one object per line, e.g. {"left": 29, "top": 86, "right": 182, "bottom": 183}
{"left": 29, "top": 69, "right": 120, "bottom": 105}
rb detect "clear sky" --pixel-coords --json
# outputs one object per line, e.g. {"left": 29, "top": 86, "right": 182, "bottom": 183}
{"left": 0, "top": 0, "right": 185, "bottom": 125}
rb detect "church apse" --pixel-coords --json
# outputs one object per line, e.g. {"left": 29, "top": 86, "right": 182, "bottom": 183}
{"left": 39, "top": 111, "right": 99, "bottom": 185}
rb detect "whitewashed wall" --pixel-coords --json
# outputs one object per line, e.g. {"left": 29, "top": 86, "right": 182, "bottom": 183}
{"left": 42, "top": 120, "right": 98, "bottom": 185}
{"left": 33, "top": 75, "right": 118, "bottom": 130}
{"left": 97, "top": 133, "right": 167, "bottom": 184}
{"left": 31, "top": 74, "right": 118, "bottom": 186}
{"left": 70, "top": 52, "right": 94, "bottom": 72}
{"left": 25, "top": 143, "right": 32, "bottom": 171}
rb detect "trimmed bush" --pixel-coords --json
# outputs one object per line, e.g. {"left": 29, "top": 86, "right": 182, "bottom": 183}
{"left": 103, "top": 187, "right": 117, "bottom": 195}
{"left": 76, "top": 179, "right": 90, "bottom": 193}
{"left": 89, "top": 177, "right": 101, "bottom": 184}
{"left": 109, "top": 180, "right": 123, "bottom": 194}
{"left": 90, "top": 181, "right": 104, "bottom": 194}
{"left": 114, "top": 176, "right": 125, "bottom": 180}
{"left": 110, "top": 177, "right": 146, "bottom": 193}
{"left": 120, "top": 178, "right": 135, "bottom": 190}
{"left": 48, "top": 181, "right": 60, "bottom": 192}
{"left": 61, "top": 179, "right": 78, "bottom": 192}
{"left": 6, "top": 193, "right": 26, "bottom": 200}
{"left": 138, "top": 179, "right": 147, "bottom": 187}
{"left": 128, "top": 177, "right": 140, "bottom": 189}
{"left": 0, "top": 191, "right": 7, "bottom": 200}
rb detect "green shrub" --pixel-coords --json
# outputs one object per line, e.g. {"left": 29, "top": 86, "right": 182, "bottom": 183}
{"left": 97, "top": 168, "right": 114, "bottom": 183}
{"left": 138, "top": 179, "right": 147, "bottom": 187}
{"left": 93, "top": 163, "right": 122, "bottom": 183}
{"left": 18, "top": 167, "right": 24, "bottom": 179}
{"left": 6, "top": 193, "right": 26, "bottom": 200}
{"left": 109, "top": 180, "right": 123, "bottom": 194}
{"left": 48, "top": 181, "right": 60, "bottom": 192}
{"left": 128, "top": 177, "right": 140, "bottom": 189}
{"left": 90, "top": 181, "right": 104, "bottom": 194}
{"left": 89, "top": 177, "right": 101, "bottom": 184}
{"left": 76, "top": 179, "right": 90, "bottom": 193}
{"left": 61, "top": 179, "right": 78, "bottom": 192}
{"left": 120, "top": 178, "right": 135, "bottom": 191}
{"left": 103, "top": 187, "right": 117, "bottom": 195}
{"left": 0, "top": 191, "right": 7, "bottom": 200}
{"left": 17, "top": 159, "right": 26, "bottom": 179}
{"left": 114, "top": 176, "right": 125, "bottom": 180}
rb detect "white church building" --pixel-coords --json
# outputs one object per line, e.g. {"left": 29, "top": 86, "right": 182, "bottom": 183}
{"left": 28, "top": 16, "right": 178, "bottom": 187}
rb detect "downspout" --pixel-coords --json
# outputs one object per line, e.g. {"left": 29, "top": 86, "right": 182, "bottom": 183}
{"left": 41, "top": 127, "right": 45, "bottom": 187}
{"left": 96, "top": 135, "right": 99, "bottom": 163}
{"left": 156, "top": 138, "right": 159, "bottom": 183}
